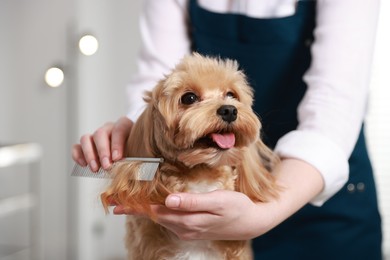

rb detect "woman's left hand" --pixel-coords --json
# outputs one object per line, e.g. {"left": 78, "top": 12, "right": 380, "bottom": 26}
{"left": 113, "top": 189, "right": 276, "bottom": 241}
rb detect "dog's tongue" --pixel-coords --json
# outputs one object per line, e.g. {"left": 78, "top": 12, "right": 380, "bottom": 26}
{"left": 210, "top": 133, "right": 235, "bottom": 149}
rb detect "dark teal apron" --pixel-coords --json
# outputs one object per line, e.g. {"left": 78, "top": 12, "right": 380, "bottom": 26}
{"left": 189, "top": 1, "right": 382, "bottom": 259}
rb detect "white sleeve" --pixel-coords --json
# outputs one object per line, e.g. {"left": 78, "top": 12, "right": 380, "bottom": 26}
{"left": 275, "top": 0, "right": 380, "bottom": 206}
{"left": 126, "top": 0, "right": 191, "bottom": 121}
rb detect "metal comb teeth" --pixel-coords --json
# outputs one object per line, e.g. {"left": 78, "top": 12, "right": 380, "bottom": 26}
{"left": 71, "top": 157, "right": 164, "bottom": 181}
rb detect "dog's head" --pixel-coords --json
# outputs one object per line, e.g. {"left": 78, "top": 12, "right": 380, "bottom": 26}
{"left": 129, "top": 53, "right": 262, "bottom": 168}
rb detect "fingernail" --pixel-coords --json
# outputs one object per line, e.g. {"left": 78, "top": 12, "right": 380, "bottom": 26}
{"left": 166, "top": 195, "right": 181, "bottom": 208}
{"left": 90, "top": 160, "right": 98, "bottom": 172}
{"left": 112, "top": 150, "right": 120, "bottom": 161}
{"left": 102, "top": 157, "right": 110, "bottom": 169}
{"left": 78, "top": 159, "right": 87, "bottom": 167}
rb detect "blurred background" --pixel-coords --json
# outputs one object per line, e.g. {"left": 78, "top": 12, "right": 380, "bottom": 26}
{"left": 0, "top": 0, "right": 389, "bottom": 259}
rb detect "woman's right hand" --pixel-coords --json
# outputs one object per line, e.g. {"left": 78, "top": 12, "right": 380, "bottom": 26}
{"left": 72, "top": 116, "right": 134, "bottom": 172}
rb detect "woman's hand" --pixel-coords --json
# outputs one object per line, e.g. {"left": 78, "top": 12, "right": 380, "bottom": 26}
{"left": 114, "top": 189, "right": 276, "bottom": 241}
{"left": 158, "top": 190, "right": 282, "bottom": 240}
{"left": 112, "top": 159, "right": 324, "bottom": 241}
{"left": 72, "top": 116, "right": 134, "bottom": 171}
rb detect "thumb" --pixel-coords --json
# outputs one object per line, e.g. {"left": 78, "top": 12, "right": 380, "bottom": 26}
{"left": 165, "top": 191, "right": 225, "bottom": 212}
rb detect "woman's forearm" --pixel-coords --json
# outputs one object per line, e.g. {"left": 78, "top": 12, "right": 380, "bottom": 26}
{"left": 253, "top": 158, "right": 324, "bottom": 235}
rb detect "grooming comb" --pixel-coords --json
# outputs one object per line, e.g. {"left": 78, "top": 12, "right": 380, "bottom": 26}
{"left": 71, "top": 157, "right": 164, "bottom": 181}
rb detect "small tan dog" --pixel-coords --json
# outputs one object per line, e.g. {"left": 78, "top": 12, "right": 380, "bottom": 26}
{"left": 101, "top": 53, "right": 279, "bottom": 260}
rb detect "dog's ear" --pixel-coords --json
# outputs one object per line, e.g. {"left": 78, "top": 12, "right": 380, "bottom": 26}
{"left": 235, "top": 140, "right": 280, "bottom": 202}
{"left": 125, "top": 91, "right": 156, "bottom": 157}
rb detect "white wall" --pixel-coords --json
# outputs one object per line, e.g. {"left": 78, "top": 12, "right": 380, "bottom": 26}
{"left": 0, "top": 0, "right": 141, "bottom": 259}
{"left": 0, "top": 1, "right": 74, "bottom": 259}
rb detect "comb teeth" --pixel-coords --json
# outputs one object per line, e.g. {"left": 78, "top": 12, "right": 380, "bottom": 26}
{"left": 138, "top": 162, "right": 160, "bottom": 181}
{"left": 71, "top": 163, "right": 111, "bottom": 179}
{"left": 71, "top": 157, "right": 164, "bottom": 181}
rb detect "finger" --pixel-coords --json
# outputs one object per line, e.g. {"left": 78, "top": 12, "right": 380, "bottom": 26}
{"left": 113, "top": 205, "right": 147, "bottom": 217}
{"left": 93, "top": 122, "right": 114, "bottom": 169}
{"left": 111, "top": 117, "right": 133, "bottom": 161}
{"left": 113, "top": 205, "right": 127, "bottom": 215}
{"left": 165, "top": 191, "right": 225, "bottom": 213}
{"left": 71, "top": 144, "right": 87, "bottom": 166}
{"left": 79, "top": 134, "right": 100, "bottom": 172}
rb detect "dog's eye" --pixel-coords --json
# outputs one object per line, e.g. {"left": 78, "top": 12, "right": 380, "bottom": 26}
{"left": 181, "top": 92, "right": 199, "bottom": 105}
{"left": 226, "top": 92, "right": 236, "bottom": 99}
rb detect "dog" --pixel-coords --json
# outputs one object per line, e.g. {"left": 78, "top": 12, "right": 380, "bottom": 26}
{"left": 101, "top": 53, "right": 279, "bottom": 260}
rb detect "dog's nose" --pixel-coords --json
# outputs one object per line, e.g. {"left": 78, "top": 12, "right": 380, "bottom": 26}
{"left": 217, "top": 105, "right": 237, "bottom": 123}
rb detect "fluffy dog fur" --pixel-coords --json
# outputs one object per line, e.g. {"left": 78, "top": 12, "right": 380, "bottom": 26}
{"left": 101, "top": 53, "right": 279, "bottom": 260}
